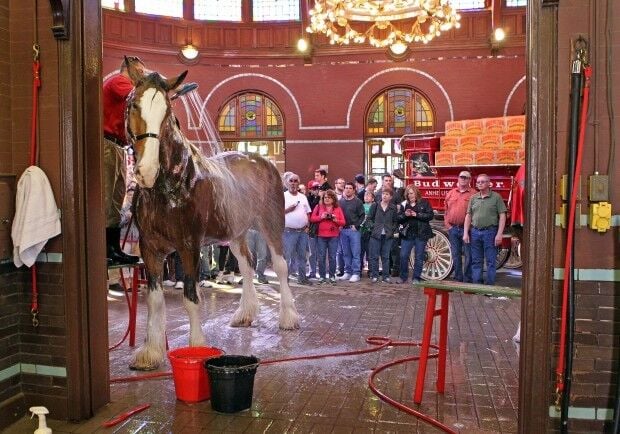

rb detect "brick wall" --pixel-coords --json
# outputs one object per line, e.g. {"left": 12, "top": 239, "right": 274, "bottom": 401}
{"left": 551, "top": 1, "right": 620, "bottom": 431}
{"left": 0, "top": 2, "right": 66, "bottom": 429}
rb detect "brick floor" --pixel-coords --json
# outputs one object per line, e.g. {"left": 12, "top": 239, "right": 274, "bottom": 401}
{"left": 6, "top": 270, "right": 521, "bottom": 433}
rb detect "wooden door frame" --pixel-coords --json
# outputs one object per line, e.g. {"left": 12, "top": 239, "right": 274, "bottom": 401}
{"left": 61, "top": 0, "right": 559, "bottom": 429}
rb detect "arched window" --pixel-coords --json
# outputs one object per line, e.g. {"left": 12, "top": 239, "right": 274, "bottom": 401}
{"left": 195, "top": 0, "right": 242, "bottom": 21}
{"left": 102, "top": 0, "right": 125, "bottom": 11}
{"left": 134, "top": 0, "right": 183, "bottom": 17}
{"left": 365, "top": 87, "right": 436, "bottom": 179}
{"left": 451, "top": 0, "right": 485, "bottom": 9}
{"left": 218, "top": 92, "right": 285, "bottom": 172}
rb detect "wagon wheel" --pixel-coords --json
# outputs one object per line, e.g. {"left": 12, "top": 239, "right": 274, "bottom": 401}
{"left": 496, "top": 247, "right": 510, "bottom": 269}
{"left": 409, "top": 229, "right": 453, "bottom": 281}
{"left": 503, "top": 237, "right": 523, "bottom": 269}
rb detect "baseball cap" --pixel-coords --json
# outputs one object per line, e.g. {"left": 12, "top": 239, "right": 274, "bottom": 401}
{"left": 308, "top": 180, "right": 320, "bottom": 189}
{"left": 458, "top": 171, "right": 472, "bottom": 178}
{"left": 354, "top": 174, "right": 365, "bottom": 184}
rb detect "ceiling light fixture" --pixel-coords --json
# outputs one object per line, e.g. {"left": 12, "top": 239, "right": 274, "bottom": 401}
{"left": 306, "top": 0, "right": 461, "bottom": 49}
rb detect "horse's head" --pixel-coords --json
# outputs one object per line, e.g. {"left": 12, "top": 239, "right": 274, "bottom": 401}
{"left": 125, "top": 61, "right": 187, "bottom": 188}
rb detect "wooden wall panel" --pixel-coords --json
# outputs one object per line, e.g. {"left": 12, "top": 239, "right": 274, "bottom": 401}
{"left": 124, "top": 19, "right": 139, "bottom": 42}
{"left": 105, "top": 15, "right": 123, "bottom": 39}
{"left": 158, "top": 24, "right": 172, "bottom": 44}
{"left": 472, "top": 15, "right": 490, "bottom": 38}
{"left": 174, "top": 25, "right": 188, "bottom": 45}
{"left": 140, "top": 21, "right": 155, "bottom": 43}
{"left": 257, "top": 28, "right": 272, "bottom": 48}
{"left": 206, "top": 28, "right": 221, "bottom": 47}
{"left": 240, "top": 28, "right": 255, "bottom": 48}
{"left": 224, "top": 28, "right": 238, "bottom": 47}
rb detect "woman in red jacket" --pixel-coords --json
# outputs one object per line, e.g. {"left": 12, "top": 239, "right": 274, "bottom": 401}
{"left": 310, "top": 190, "right": 345, "bottom": 284}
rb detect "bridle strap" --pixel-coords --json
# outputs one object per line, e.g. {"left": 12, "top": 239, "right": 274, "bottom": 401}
{"left": 134, "top": 132, "right": 159, "bottom": 141}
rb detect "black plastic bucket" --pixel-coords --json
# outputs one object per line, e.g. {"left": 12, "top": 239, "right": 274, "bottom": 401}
{"left": 204, "top": 355, "right": 259, "bottom": 413}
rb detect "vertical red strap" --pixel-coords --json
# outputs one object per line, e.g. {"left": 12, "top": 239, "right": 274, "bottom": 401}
{"left": 29, "top": 51, "right": 42, "bottom": 327}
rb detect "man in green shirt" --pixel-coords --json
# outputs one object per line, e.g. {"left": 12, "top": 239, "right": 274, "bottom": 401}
{"left": 463, "top": 174, "right": 507, "bottom": 284}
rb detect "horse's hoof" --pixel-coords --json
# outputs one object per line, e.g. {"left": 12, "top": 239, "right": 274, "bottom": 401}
{"left": 279, "top": 309, "right": 300, "bottom": 330}
{"left": 129, "top": 362, "right": 159, "bottom": 371}
{"left": 230, "top": 319, "right": 253, "bottom": 327}
{"left": 279, "top": 321, "right": 300, "bottom": 330}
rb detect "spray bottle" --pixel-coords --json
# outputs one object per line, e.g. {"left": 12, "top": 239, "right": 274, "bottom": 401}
{"left": 30, "top": 406, "right": 52, "bottom": 434}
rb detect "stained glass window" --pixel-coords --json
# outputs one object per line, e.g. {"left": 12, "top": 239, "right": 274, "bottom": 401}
{"left": 195, "top": 0, "right": 242, "bottom": 21}
{"left": 218, "top": 93, "right": 284, "bottom": 138}
{"left": 218, "top": 101, "right": 236, "bottom": 133}
{"left": 101, "top": 0, "right": 125, "bottom": 11}
{"left": 506, "top": 0, "right": 527, "bottom": 6}
{"left": 366, "top": 88, "right": 434, "bottom": 136}
{"left": 253, "top": 0, "right": 300, "bottom": 21}
{"left": 135, "top": 0, "right": 183, "bottom": 17}
{"left": 451, "top": 0, "right": 485, "bottom": 10}
{"left": 367, "top": 95, "right": 385, "bottom": 134}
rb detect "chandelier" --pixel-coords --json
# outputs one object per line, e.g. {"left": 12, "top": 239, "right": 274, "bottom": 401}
{"left": 306, "top": 0, "right": 461, "bottom": 49}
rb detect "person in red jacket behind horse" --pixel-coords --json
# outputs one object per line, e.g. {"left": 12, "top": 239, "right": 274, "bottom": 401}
{"left": 310, "top": 189, "right": 345, "bottom": 285}
{"left": 102, "top": 56, "right": 145, "bottom": 265}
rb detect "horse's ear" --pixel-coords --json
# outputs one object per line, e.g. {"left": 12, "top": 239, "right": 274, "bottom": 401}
{"left": 125, "top": 56, "right": 145, "bottom": 84}
{"left": 166, "top": 71, "right": 188, "bottom": 92}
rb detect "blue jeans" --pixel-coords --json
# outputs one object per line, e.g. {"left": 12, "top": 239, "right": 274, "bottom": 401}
{"left": 283, "top": 230, "right": 309, "bottom": 279}
{"left": 369, "top": 235, "right": 393, "bottom": 279}
{"left": 308, "top": 237, "right": 318, "bottom": 277}
{"left": 360, "top": 233, "right": 370, "bottom": 275}
{"left": 448, "top": 226, "right": 472, "bottom": 282}
{"left": 470, "top": 226, "right": 499, "bottom": 284}
{"left": 340, "top": 228, "right": 361, "bottom": 275}
{"left": 336, "top": 235, "right": 344, "bottom": 274}
{"left": 400, "top": 238, "right": 427, "bottom": 281}
{"left": 317, "top": 236, "right": 339, "bottom": 278}
{"left": 246, "top": 229, "right": 267, "bottom": 277}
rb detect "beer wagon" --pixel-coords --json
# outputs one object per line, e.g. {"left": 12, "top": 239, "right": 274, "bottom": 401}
{"left": 399, "top": 135, "right": 522, "bottom": 281}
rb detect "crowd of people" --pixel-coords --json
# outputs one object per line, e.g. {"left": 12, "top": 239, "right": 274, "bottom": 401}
{"left": 162, "top": 167, "right": 507, "bottom": 289}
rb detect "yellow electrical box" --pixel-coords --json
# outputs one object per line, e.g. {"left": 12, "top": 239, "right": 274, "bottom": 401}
{"left": 589, "top": 202, "right": 612, "bottom": 232}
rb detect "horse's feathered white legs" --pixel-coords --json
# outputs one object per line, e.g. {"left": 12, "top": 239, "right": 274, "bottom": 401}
{"left": 130, "top": 287, "right": 167, "bottom": 370}
{"left": 229, "top": 240, "right": 259, "bottom": 327}
{"left": 183, "top": 284, "right": 206, "bottom": 346}
{"left": 268, "top": 245, "right": 300, "bottom": 330}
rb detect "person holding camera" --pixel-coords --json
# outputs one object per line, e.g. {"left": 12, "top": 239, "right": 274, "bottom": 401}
{"left": 310, "top": 190, "right": 345, "bottom": 285}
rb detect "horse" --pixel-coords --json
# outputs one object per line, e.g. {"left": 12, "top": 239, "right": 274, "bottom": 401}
{"left": 124, "top": 61, "right": 300, "bottom": 370}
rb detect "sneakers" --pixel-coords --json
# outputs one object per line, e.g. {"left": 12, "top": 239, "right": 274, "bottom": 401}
{"left": 199, "top": 280, "right": 212, "bottom": 288}
{"left": 412, "top": 279, "right": 422, "bottom": 284}
{"left": 339, "top": 273, "right": 351, "bottom": 281}
{"left": 298, "top": 279, "right": 313, "bottom": 286}
{"left": 257, "top": 276, "right": 269, "bottom": 284}
{"left": 349, "top": 274, "right": 360, "bottom": 283}
{"left": 382, "top": 277, "right": 392, "bottom": 284}
{"left": 174, "top": 281, "right": 184, "bottom": 290}
{"left": 162, "top": 280, "right": 175, "bottom": 287}
{"left": 216, "top": 271, "right": 235, "bottom": 284}
{"left": 329, "top": 277, "right": 337, "bottom": 285}
{"left": 371, "top": 277, "right": 379, "bottom": 283}
{"left": 317, "top": 278, "right": 328, "bottom": 285}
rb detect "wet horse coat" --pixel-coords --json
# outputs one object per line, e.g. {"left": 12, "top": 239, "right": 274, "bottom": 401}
{"left": 125, "top": 64, "right": 299, "bottom": 370}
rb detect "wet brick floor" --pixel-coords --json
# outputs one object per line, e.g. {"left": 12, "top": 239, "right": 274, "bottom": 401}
{"left": 6, "top": 270, "right": 521, "bottom": 433}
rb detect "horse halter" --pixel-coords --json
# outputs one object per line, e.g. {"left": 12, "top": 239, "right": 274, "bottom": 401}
{"left": 125, "top": 91, "right": 160, "bottom": 144}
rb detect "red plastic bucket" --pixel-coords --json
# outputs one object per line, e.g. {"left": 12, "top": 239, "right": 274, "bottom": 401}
{"left": 168, "top": 346, "right": 224, "bottom": 402}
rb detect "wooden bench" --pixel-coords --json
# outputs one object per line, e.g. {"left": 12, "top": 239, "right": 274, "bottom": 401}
{"left": 411, "top": 281, "right": 521, "bottom": 404}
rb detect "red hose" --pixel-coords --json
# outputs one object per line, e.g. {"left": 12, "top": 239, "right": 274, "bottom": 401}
{"left": 556, "top": 65, "right": 592, "bottom": 393}
{"left": 101, "top": 403, "right": 150, "bottom": 427}
{"left": 110, "top": 336, "right": 457, "bottom": 433}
